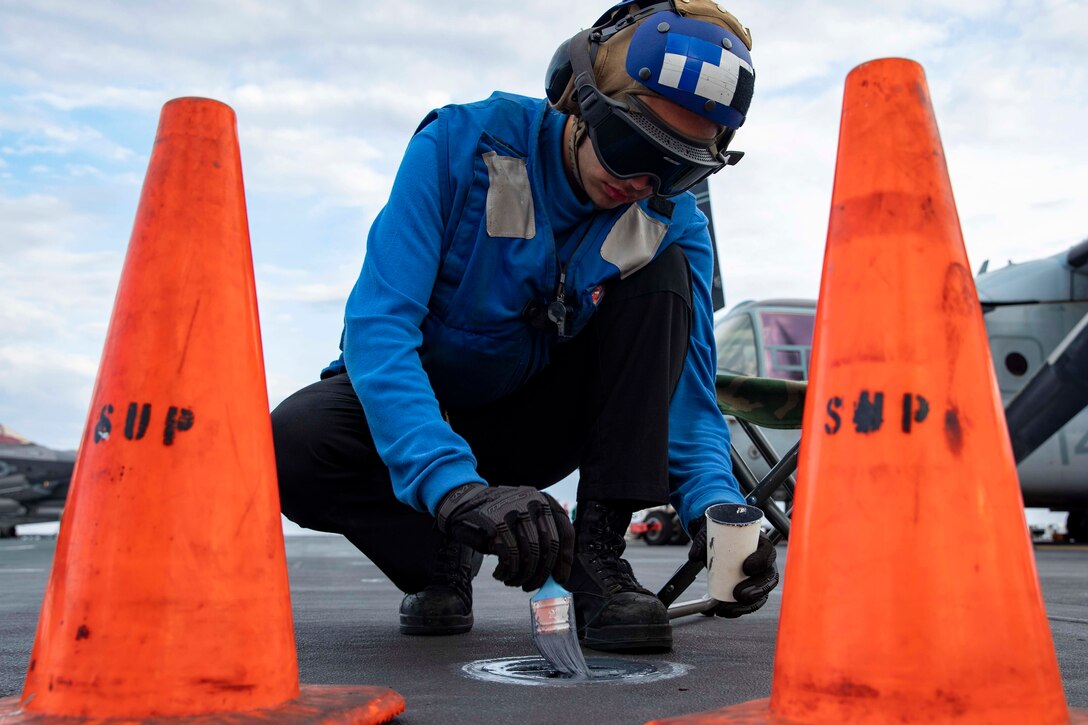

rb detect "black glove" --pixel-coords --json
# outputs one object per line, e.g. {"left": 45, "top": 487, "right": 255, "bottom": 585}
{"left": 436, "top": 483, "right": 575, "bottom": 592}
{"left": 687, "top": 516, "right": 779, "bottom": 618}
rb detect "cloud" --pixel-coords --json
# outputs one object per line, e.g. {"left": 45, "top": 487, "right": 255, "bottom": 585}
{"left": 239, "top": 124, "right": 393, "bottom": 209}
{"left": 745, "top": 6, "right": 951, "bottom": 93}
{"left": 0, "top": 193, "right": 83, "bottom": 250}
{"left": 0, "top": 342, "right": 100, "bottom": 450}
{"left": 20, "top": 87, "right": 167, "bottom": 114}
{"left": 1, "top": 0, "right": 1086, "bottom": 450}
{"left": 716, "top": 0, "right": 1088, "bottom": 291}
{"left": 0, "top": 107, "right": 140, "bottom": 169}
{"left": 0, "top": 193, "right": 122, "bottom": 356}
{"left": 255, "top": 264, "right": 356, "bottom": 308}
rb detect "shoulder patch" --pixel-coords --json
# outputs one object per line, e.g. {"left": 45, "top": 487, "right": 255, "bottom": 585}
{"left": 600, "top": 205, "right": 668, "bottom": 278}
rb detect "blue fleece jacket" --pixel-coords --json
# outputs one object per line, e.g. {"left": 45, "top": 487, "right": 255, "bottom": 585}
{"left": 324, "top": 92, "right": 743, "bottom": 529}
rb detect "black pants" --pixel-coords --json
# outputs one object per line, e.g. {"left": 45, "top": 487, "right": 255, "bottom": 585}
{"left": 272, "top": 244, "right": 692, "bottom": 593}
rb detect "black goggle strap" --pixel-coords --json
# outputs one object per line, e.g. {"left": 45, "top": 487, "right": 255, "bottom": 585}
{"left": 569, "top": 28, "right": 610, "bottom": 125}
{"left": 570, "top": 29, "right": 673, "bottom": 166}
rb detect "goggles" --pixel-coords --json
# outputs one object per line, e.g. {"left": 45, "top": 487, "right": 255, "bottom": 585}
{"left": 579, "top": 91, "right": 742, "bottom": 197}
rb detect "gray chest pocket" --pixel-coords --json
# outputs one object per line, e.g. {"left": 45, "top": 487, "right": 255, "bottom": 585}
{"left": 483, "top": 151, "right": 536, "bottom": 239}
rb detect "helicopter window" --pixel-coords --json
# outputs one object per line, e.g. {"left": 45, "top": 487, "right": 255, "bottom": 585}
{"left": 989, "top": 336, "right": 1045, "bottom": 394}
{"left": 1005, "top": 352, "right": 1029, "bottom": 376}
{"left": 715, "top": 313, "right": 758, "bottom": 376}
{"left": 759, "top": 311, "right": 815, "bottom": 381}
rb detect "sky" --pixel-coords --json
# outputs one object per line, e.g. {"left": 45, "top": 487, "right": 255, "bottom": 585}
{"left": 1, "top": 0, "right": 1086, "bottom": 455}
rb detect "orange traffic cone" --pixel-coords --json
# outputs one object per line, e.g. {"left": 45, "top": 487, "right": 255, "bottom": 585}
{"left": 647, "top": 59, "right": 1086, "bottom": 724}
{"left": 0, "top": 98, "right": 403, "bottom": 723}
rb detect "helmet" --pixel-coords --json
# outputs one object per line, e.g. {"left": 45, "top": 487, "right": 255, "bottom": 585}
{"left": 547, "top": 1, "right": 754, "bottom": 129}
{"left": 545, "top": 0, "right": 755, "bottom": 196}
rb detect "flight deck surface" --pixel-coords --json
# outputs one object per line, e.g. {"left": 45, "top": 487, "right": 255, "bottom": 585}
{"left": 2, "top": 535, "right": 1085, "bottom": 724}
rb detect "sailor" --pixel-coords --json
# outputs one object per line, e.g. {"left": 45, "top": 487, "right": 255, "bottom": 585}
{"left": 272, "top": 0, "right": 778, "bottom": 653}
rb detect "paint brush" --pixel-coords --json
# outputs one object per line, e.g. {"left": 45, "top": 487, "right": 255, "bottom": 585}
{"left": 530, "top": 576, "right": 591, "bottom": 679}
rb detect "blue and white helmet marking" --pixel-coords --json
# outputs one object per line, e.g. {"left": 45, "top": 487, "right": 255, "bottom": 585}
{"left": 626, "top": 11, "right": 754, "bottom": 128}
{"left": 659, "top": 34, "right": 753, "bottom": 109}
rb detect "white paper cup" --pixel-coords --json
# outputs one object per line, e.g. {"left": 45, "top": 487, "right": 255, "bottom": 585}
{"left": 705, "top": 503, "right": 764, "bottom": 602}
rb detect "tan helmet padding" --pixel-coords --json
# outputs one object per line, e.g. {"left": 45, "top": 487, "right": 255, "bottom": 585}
{"left": 552, "top": 0, "right": 752, "bottom": 117}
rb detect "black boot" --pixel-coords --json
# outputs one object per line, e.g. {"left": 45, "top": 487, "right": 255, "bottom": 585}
{"left": 566, "top": 501, "right": 671, "bottom": 652}
{"left": 399, "top": 535, "right": 483, "bottom": 636}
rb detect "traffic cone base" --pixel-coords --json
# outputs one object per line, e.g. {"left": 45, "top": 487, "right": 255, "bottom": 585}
{"left": 647, "top": 699, "right": 777, "bottom": 724}
{"left": 644, "top": 699, "right": 1088, "bottom": 724}
{"left": 0, "top": 685, "right": 405, "bottom": 724}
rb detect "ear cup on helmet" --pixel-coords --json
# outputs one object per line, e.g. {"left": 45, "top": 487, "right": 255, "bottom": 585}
{"left": 545, "top": 37, "right": 574, "bottom": 105}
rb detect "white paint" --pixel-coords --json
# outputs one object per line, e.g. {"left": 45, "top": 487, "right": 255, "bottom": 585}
{"left": 659, "top": 53, "right": 687, "bottom": 88}
{"left": 461, "top": 656, "right": 692, "bottom": 687}
{"left": 695, "top": 52, "right": 752, "bottom": 105}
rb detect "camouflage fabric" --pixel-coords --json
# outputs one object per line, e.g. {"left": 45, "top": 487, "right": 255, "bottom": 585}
{"left": 715, "top": 373, "right": 807, "bottom": 430}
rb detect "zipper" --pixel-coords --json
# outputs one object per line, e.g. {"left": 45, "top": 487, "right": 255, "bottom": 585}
{"left": 547, "top": 267, "right": 571, "bottom": 338}
{"left": 546, "top": 208, "right": 625, "bottom": 339}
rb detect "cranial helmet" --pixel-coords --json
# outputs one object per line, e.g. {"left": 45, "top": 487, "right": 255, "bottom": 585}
{"left": 545, "top": 0, "right": 755, "bottom": 196}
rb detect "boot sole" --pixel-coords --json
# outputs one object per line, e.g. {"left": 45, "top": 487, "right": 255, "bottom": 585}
{"left": 399, "top": 612, "right": 473, "bottom": 636}
{"left": 581, "top": 623, "right": 672, "bottom": 653}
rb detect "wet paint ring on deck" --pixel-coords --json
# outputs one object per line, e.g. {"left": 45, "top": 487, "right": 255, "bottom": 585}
{"left": 462, "top": 656, "right": 691, "bottom": 686}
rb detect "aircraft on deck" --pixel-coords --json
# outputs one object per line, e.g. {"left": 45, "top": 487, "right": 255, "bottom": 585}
{"left": 0, "top": 425, "right": 75, "bottom": 537}
{"left": 712, "top": 240, "right": 1088, "bottom": 541}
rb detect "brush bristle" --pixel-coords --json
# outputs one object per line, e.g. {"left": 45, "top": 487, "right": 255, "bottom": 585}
{"left": 530, "top": 594, "right": 590, "bottom": 678}
{"left": 531, "top": 627, "right": 591, "bottom": 678}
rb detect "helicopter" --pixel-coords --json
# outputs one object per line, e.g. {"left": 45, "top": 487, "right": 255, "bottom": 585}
{"left": 711, "top": 240, "right": 1088, "bottom": 541}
